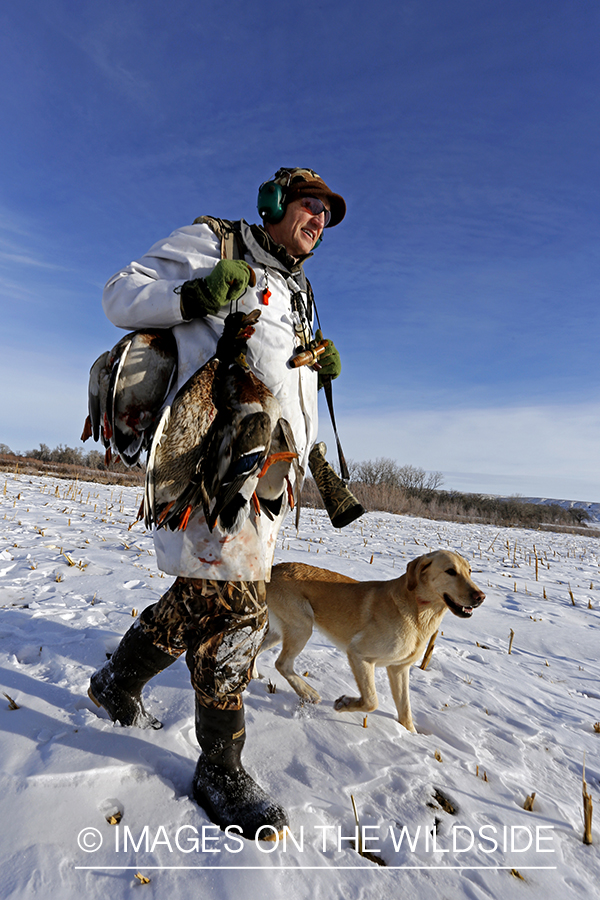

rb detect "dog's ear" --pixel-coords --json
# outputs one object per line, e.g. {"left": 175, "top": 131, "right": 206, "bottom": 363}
{"left": 406, "top": 556, "right": 422, "bottom": 592}
{"left": 406, "top": 555, "right": 434, "bottom": 591}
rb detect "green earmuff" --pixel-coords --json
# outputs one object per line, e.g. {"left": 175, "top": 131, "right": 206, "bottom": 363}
{"left": 257, "top": 181, "right": 286, "bottom": 224}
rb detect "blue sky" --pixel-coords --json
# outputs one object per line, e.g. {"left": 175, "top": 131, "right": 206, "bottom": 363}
{"left": 1, "top": 0, "right": 599, "bottom": 500}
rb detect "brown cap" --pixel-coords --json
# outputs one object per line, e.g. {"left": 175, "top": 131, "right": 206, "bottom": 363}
{"left": 272, "top": 167, "right": 346, "bottom": 227}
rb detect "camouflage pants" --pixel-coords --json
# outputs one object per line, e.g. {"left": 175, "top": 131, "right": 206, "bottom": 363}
{"left": 139, "top": 578, "right": 267, "bottom": 710}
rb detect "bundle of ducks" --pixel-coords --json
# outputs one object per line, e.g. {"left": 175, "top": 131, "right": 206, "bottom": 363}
{"left": 82, "top": 309, "right": 299, "bottom": 536}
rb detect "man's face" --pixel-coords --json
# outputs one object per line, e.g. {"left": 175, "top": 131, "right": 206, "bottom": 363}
{"left": 264, "top": 198, "right": 328, "bottom": 258}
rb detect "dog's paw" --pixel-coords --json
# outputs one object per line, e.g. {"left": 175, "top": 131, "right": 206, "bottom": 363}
{"left": 286, "top": 675, "right": 321, "bottom": 704}
{"left": 293, "top": 682, "right": 321, "bottom": 704}
{"left": 299, "top": 686, "right": 321, "bottom": 704}
{"left": 401, "top": 721, "right": 417, "bottom": 734}
{"left": 334, "top": 695, "right": 359, "bottom": 712}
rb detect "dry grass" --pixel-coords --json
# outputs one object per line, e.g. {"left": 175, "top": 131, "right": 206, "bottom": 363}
{"left": 583, "top": 756, "right": 593, "bottom": 845}
{"left": 0, "top": 453, "right": 144, "bottom": 487}
{"left": 301, "top": 476, "right": 599, "bottom": 536}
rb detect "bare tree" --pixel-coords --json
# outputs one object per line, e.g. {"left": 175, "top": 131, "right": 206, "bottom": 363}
{"left": 351, "top": 458, "right": 444, "bottom": 495}
{"left": 355, "top": 457, "right": 401, "bottom": 486}
{"left": 28, "top": 443, "right": 52, "bottom": 461}
{"left": 396, "top": 464, "right": 443, "bottom": 493}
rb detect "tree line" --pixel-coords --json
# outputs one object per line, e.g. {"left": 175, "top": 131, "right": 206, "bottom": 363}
{"left": 0, "top": 444, "right": 593, "bottom": 532}
{"left": 302, "top": 456, "right": 593, "bottom": 531}
{"left": 0, "top": 443, "right": 142, "bottom": 486}
{"left": 0, "top": 442, "right": 108, "bottom": 469}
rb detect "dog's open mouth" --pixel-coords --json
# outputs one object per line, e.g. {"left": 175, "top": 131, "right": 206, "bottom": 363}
{"left": 443, "top": 593, "right": 475, "bottom": 618}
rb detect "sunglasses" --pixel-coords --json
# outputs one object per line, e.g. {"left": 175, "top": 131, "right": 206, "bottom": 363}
{"left": 299, "top": 197, "right": 331, "bottom": 227}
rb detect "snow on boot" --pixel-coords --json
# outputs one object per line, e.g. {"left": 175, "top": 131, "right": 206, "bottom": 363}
{"left": 88, "top": 620, "right": 178, "bottom": 729}
{"left": 192, "top": 702, "right": 289, "bottom": 840}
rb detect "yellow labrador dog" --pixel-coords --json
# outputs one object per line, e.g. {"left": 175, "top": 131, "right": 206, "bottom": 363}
{"left": 257, "top": 550, "right": 485, "bottom": 732}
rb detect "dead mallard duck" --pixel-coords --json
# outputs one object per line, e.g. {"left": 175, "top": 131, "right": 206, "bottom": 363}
{"left": 145, "top": 308, "right": 299, "bottom": 535}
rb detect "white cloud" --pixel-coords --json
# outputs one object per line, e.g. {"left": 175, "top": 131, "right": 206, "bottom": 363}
{"left": 317, "top": 401, "right": 600, "bottom": 501}
{"left": 0, "top": 250, "right": 69, "bottom": 271}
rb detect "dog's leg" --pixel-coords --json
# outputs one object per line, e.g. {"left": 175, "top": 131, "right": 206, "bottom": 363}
{"left": 386, "top": 663, "right": 416, "bottom": 733}
{"left": 334, "top": 650, "right": 378, "bottom": 713}
{"left": 275, "top": 621, "right": 322, "bottom": 704}
{"left": 251, "top": 621, "right": 281, "bottom": 679}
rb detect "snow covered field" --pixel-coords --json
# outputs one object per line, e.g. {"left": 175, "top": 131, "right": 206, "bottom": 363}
{"left": 0, "top": 470, "right": 599, "bottom": 899}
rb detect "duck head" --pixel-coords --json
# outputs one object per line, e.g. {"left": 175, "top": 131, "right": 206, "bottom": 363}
{"left": 216, "top": 309, "right": 262, "bottom": 369}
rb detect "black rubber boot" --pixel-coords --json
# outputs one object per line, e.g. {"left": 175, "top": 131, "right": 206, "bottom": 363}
{"left": 88, "top": 620, "right": 178, "bottom": 729}
{"left": 192, "top": 700, "right": 289, "bottom": 840}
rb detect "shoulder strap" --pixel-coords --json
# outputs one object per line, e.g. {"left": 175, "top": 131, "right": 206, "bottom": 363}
{"left": 304, "top": 277, "right": 315, "bottom": 326}
{"left": 321, "top": 377, "right": 350, "bottom": 482}
{"left": 192, "top": 216, "right": 246, "bottom": 261}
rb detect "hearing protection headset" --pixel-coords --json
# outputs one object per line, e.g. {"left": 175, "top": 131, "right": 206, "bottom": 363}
{"left": 257, "top": 180, "right": 286, "bottom": 225}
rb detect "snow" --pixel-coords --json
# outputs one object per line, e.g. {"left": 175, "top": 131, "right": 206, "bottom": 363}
{"left": 1, "top": 470, "right": 599, "bottom": 899}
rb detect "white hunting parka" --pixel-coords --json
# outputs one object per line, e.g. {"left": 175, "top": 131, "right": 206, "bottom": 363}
{"left": 103, "top": 218, "right": 319, "bottom": 582}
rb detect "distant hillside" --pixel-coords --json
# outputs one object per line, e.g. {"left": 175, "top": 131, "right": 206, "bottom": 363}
{"left": 498, "top": 496, "right": 600, "bottom": 524}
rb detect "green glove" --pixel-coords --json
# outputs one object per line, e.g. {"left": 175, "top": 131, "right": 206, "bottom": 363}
{"left": 179, "top": 260, "right": 256, "bottom": 319}
{"left": 315, "top": 328, "right": 341, "bottom": 389}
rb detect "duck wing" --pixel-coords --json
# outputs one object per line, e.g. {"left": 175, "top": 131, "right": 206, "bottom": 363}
{"left": 144, "top": 358, "right": 218, "bottom": 530}
{"left": 108, "top": 330, "right": 177, "bottom": 466}
{"left": 82, "top": 330, "right": 177, "bottom": 469}
{"left": 82, "top": 348, "right": 113, "bottom": 444}
{"left": 81, "top": 333, "right": 133, "bottom": 462}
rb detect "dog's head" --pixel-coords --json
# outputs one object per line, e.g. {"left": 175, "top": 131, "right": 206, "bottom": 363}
{"left": 405, "top": 550, "right": 485, "bottom": 619}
